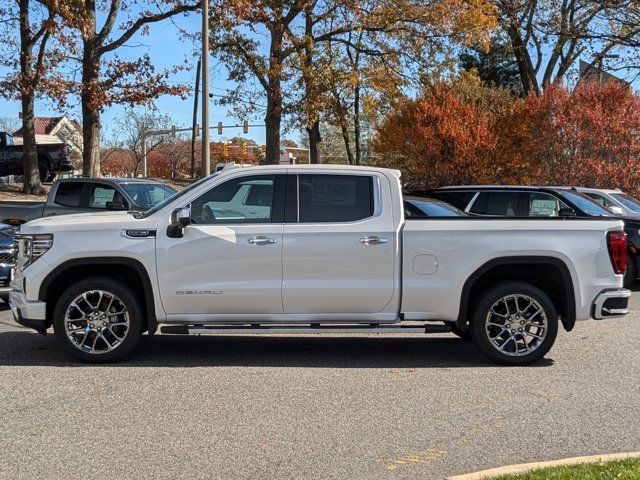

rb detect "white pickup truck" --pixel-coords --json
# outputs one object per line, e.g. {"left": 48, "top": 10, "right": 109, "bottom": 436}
{"left": 9, "top": 165, "right": 631, "bottom": 364}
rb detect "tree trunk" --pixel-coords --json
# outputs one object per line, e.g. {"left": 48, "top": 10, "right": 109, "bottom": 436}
{"left": 353, "top": 83, "right": 362, "bottom": 166}
{"left": 265, "top": 91, "right": 281, "bottom": 165}
{"left": 303, "top": 7, "right": 320, "bottom": 165}
{"left": 306, "top": 120, "right": 321, "bottom": 164}
{"left": 18, "top": 0, "right": 45, "bottom": 195}
{"left": 265, "top": 28, "right": 284, "bottom": 165}
{"left": 505, "top": 24, "right": 539, "bottom": 95}
{"left": 20, "top": 95, "right": 44, "bottom": 194}
{"left": 81, "top": 2, "right": 101, "bottom": 177}
{"left": 340, "top": 123, "right": 355, "bottom": 165}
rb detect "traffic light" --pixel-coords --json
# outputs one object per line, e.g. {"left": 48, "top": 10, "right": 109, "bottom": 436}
{"left": 218, "top": 122, "right": 223, "bottom": 135}
{"left": 243, "top": 120, "right": 248, "bottom": 134}
{"left": 194, "top": 124, "right": 200, "bottom": 137}
{"left": 242, "top": 142, "right": 247, "bottom": 154}
{"left": 171, "top": 125, "right": 177, "bottom": 138}
{"left": 260, "top": 145, "right": 266, "bottom": 154}
{"left": 222, "top": 141, "right": 229, "bottom": 157}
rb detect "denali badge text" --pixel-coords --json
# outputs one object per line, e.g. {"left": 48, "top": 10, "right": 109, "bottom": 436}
{"left": 176, "top": 290, "right": 223, "bottom": 295}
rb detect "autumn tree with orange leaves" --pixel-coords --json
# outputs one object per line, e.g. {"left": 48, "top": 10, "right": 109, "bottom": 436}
{"left": 375, "top": 77, "right": 640, "bottom": 194}
{"left": 56, "top": 0, "right": 200, "bottom": 177}
{"left": 211, "top": 0, "right": 497, "bottom": 165}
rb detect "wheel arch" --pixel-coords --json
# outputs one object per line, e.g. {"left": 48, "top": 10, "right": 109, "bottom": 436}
{"left": 39, "top": 257, "right": 158, "bottom": 334}
{"left": 457, "top": 256, "right": 576, "bottom": 332}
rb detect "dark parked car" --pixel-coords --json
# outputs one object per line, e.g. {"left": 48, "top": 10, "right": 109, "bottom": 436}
{"left": 404, "top": 196, "right": 466, "bottom": 218}
{"left": 0, "top": 131, "right": 73, "bottom": 182}
{"left": 0, "top": 177, "right": 176, "bottom": 225}
{"left": 422, "top": 185, "right": 640, "bottom": 287}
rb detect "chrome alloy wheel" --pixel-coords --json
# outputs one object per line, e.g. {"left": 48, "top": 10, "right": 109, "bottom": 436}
{"left": 485, "top": 294, "right": 548, "bottom": 357}
{"left": 63, "top": 290, "right": 130, "bottom": 354}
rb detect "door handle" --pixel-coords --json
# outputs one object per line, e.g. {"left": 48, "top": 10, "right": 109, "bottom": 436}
{"left": 248, "top": 236, "right": 278, "bottom": 245}
{"left": 360, "top": 236, "right": 389, "bottom": 245}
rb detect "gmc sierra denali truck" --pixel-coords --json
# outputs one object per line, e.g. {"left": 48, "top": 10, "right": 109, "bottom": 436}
{"left": 9, "top": 165, "right": 631, "bottom": 365}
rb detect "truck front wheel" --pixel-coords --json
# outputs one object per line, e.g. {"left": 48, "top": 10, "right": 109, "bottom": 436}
{"left": 470, "top": 282, "right": 558, "bottom": 366}
{"left": 52, "top": 277, "right": 143, "bottom": 363}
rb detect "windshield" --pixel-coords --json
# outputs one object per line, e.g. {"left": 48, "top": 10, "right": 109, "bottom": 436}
{"left": 611, "top": 193, "right": 640, "bottom": 213}
{"left": 557, "top": 191, "right": 612, "bottom": 217}
{"left": 121, "top": 183, "right": 176, "bottom": 209}
{"left": 136, "top": 174, "right": 218, "bottom": 218}
{"left": 405, "top": 198, "right": 465, "bottom": 217}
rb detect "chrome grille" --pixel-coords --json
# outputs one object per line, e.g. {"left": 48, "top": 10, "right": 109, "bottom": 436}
{"left": 0, "top": 249, "right": 16, "bottom": 265}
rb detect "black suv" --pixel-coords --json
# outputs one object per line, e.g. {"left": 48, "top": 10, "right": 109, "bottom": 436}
{"left": 419, "top": 186, "right": 640, "bottom": 288}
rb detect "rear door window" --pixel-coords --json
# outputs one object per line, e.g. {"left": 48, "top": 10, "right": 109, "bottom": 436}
{"left": 54, "top": 183, "right": 85, "bottom": 207}
{"left": 297, "top": 174, "right": 374, "bottom": 223}
{"left": 469, "top": 192, "right": 519, "bottom": 216}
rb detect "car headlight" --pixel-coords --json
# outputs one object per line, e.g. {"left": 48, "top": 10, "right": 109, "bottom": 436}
{"left": 17, "top": 233, "right": 53, "bottom": 269}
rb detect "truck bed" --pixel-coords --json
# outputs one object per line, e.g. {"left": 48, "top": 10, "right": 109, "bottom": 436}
{"left": 401, "top": 217, "right": 624, "bottom": 323}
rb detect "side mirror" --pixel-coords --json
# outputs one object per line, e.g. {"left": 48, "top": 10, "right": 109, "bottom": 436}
{"left": 559, "top": 208, "right": 577, "bottom": 218}
{"left": 609, "top": 206, "right": 624, "bottom": 216}
{"left": 168, "top": 207, "right": 191, "bottom": 238}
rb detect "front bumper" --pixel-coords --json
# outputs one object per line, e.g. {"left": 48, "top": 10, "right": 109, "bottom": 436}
{"left": 8, "top": 289, "right": 48, "bottom": 332}
{"left": 592, "top": 289, "right": 631, "bottom": 319}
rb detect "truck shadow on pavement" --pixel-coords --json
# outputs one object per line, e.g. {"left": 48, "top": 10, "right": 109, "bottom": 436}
{"left": 0, "top": 328, "right": 555, "bottom": 368}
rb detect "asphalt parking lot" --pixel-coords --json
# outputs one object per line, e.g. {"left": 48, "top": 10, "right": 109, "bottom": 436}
{"left": 0, "top": 293, "right": 639, "bottom": 480}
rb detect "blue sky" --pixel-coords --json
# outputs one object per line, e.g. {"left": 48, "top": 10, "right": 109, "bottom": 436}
{"left": 0, "top": 7, "right": 274, "bottom": 145}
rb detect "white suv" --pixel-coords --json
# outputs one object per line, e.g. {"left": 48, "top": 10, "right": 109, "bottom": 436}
{"left": 570, "top": 187, "right": 640, "bottom": 218}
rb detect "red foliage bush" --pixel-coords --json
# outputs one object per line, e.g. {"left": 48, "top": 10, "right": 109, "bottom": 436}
{"left": 374, "top": 80, "right": 640, "bottom": 195}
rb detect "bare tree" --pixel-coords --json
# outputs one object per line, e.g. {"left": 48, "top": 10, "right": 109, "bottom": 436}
{"left": 108, "top": 108, "right": 173, "bottom": 177}
{"left": 0, "top": 116, "right": 21, "bottom": 134}
{"left": 494, "top": 0, "right": 640, "bottom": 94}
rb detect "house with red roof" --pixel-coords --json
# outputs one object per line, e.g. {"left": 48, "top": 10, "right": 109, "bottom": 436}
{"left": 13, "top": 115, "right": 83, "bottom": 156}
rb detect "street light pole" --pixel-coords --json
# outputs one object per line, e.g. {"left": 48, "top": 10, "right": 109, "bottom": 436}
{"left": 142, "top": 134, "right": 147, "bottom": 177}
{"left": 201, "top": 0, "right": 210, "bottom": 177}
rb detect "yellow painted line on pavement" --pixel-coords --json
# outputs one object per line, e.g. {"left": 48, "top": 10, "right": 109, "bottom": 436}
{"left": 384, "top": 419, "right": 504, "bottom": 473}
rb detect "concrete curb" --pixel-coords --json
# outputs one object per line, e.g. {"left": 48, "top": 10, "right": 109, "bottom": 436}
{"left": 445, "top": 451, "right": 640, "bottom": 480}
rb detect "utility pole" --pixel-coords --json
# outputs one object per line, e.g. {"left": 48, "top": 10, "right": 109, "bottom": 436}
{"left": 191, "top": 59, "right": 201, "bottom": 179}
{"left": 142, "top": 135, "right": 147, "bottom": 177}
{"left": 201, "top": 0, "right": 210, "bottom": 177}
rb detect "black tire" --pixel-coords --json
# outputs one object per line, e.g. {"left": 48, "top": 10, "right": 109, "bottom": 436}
{"left": 450, "top": 324, "right": 471, "bottom": 340}
{"left": 623, "top": 253, "right": 637, "bottom": 289}
{"left": 38, "top": 163, "right": 50, "bottom": 183}
{"left": 470, "top": 281, "right": 558, "bottom": 366}
{"left": 53, "top": 277, "right": 143, "bottom": 363}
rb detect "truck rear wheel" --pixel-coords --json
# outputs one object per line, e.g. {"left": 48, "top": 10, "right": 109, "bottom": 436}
{"left": 52, "top": 277, "right": 143, "bottom": 363}
{"left": 470, "top": 282, "right": 558, "bottom": 366}
{"left": 38, "top": 163, "right": 50, "bottom": 183}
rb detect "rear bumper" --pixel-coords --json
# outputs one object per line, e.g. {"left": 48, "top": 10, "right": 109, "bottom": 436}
{"left": 592, "top": 289, "right": 631, "bottom": 319}
{"left": 8, "top": 289, "right": 48, "bottom": 332}
{"left": 52, "top": 158, "right": 74, "bottom": 172}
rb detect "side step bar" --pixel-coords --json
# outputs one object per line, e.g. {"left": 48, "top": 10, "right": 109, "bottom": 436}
{"left": 160, "top": 324, "right": 450, "bottom": 335}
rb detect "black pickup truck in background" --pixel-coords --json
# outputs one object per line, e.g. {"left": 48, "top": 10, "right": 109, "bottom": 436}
{"left": 0, "top": 131, "right": 74, "bottom": 182}
{"left": 0, "top": 177, "right": 176, "bottom": 225}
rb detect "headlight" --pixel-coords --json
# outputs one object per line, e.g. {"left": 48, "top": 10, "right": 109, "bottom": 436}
{"left": 17, "top": 233, "right": 53, "bottom": 269}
